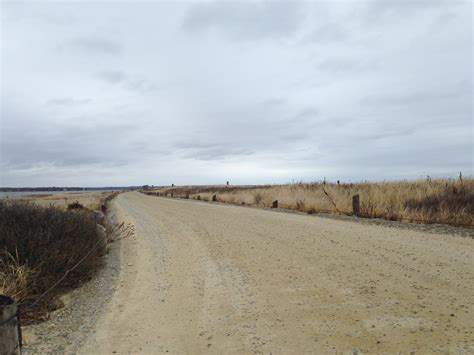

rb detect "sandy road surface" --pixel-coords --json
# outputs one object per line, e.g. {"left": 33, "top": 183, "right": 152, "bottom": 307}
{"left": 83, "top": 192, "right": 474, "bottom": 353}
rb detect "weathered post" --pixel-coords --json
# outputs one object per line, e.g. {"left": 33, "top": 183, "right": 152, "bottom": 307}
{"left": 0, "top": 295, "right": 21, "bottom": 354}
{"left": 212, "top": 195, "right": 217, "bottom": 202}
{"left": 272, "top": 200, "right": 278, "bottom": 208}
{"left": 352, "top": 194, "right": 360, "bottom": 216}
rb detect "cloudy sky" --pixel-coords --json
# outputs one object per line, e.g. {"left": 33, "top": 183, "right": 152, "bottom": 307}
{"left": 1, "top": 1, "right": 472, "bottom": 187}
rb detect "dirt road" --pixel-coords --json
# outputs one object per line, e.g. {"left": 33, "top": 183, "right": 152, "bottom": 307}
{"left": 83, "top": 192, "right": 474, "bottom": 353}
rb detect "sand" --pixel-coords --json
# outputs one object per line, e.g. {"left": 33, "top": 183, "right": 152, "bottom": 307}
{"left": 83, "top": 191, "right": 474, "bottom": 353}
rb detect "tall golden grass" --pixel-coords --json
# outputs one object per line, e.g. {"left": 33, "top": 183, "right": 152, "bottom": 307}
{"left": 153, "top": 178, "right": 474, "bottom": 227}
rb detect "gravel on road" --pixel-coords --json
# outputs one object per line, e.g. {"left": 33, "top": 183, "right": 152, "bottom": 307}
{"left": 77, "top": 192, "right": 474, "bottom": 353}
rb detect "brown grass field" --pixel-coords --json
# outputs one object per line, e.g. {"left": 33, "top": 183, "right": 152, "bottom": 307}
{"left": 16, "top": 191, "right": 114, "bottom": 211}
{"left": 150, "top": 178, "right": 474, "bottom": 227}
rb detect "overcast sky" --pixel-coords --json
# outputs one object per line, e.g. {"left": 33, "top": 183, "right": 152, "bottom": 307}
{"left": 1, "top": 1, "right": 472, "bottom": 187}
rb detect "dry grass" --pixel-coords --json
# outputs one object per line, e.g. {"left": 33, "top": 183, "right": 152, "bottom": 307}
{"left": 150, "top": 179, "right": 474, "bottom": 227}
{"left": 19, "top": 191, "right": 114, "bottom": 211}
{"left": 0, "top": 250, "right": 31, "bottom": 302}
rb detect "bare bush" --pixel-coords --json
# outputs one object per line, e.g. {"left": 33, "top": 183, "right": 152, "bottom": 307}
{"left": 296, "top": 199, "right": 305, "bottom": 211}
{"left": 106, "top": 221, "right": 135, "bottom": 243}
{"left": 67, "top": 201, "right": 84, "bottom": 210}
{"left": 0, "top": 200, "right": 104, "bottom": 322}
{"left": 253, "top": 192, "right": 264, "bottom": 205}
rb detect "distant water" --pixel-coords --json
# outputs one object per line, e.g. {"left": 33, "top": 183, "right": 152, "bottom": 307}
{"left": 0, "top": 189, "right": 118, "bottom": 199}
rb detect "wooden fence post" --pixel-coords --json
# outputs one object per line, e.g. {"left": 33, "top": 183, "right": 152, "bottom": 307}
{"left": 272, "top": 200, "right": 278, "bottom": 208}
{"left": 212, "top": 195, "right": 217, "bottom": 202}
{"left": 0, "top": 295, "right": 21, "bottom": 355}
{"left": 352, "top": 194, "right": 360, "bottom": 216}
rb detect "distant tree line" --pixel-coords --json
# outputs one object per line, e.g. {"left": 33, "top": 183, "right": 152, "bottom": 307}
{"left": 0, "top": 186, "right": 138, "bottom": 192}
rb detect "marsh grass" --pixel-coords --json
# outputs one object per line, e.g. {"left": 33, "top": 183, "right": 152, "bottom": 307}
{"left": 153, "top": 179, "right": 474, "bottom": 227}
{"left": 19, "top": 191, "right": 114, "bottom": 211}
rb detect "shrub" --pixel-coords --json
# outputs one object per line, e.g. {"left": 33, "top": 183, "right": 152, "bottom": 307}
{"left": 0, "top": 200, "right": 102, "bottom": 321}
{"left": 67, "top": 201, "right": 84, "bottom": 210}
{"left": 253, "top": 192, "right": 264, "bottom": 205}
{"left": 296, "top": 199, "right": 305, "bottom": 211}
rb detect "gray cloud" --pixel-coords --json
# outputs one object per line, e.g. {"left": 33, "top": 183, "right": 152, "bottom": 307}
{"left": 317, "top": 58, "right": 376, "bottom": 74}
{"left": 1, "top": 1, "right": 471, "bottom": 186}
{"left": 1, "top": 98, "right": 141, "bottom": 172}
{"left": 361, "top": 79, "right": 471, "bottom": 107}
{"left": 126, "top": 79, "right": 158, "bottom": 94}
{"left": 182, "top": 1, "right": 306, "bottom": 40}
{"left": 95, "top": 71, "right": 157, "bottom": 93}
{"left": 47, "top": 97, "right": 92, "bottom": 106}
{"left": 181, "top": 145, "right": 254, "bottom": 161}
{"left": 304, "top": 22, "right": 348, "bottom": 43}
{"left": 96, "top": 71, "right": 127, "bottom": 84}
{"left": 58, "top": 36, "right": 122, "bottom": 54}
